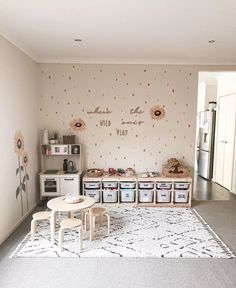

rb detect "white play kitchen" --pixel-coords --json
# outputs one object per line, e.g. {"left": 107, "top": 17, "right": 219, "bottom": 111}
{"left": 39, "top": 143, "right": 82, "bottom": 200}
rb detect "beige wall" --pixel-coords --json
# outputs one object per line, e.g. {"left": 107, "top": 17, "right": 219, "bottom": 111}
{"left": 38, "top": 64, "right": 197, "bottom": 173}
{"left": 0, "top": 36, "right": 39, "bottom": 244}
{"left": 38, "top": 64, "right": 236, "bottom": 174}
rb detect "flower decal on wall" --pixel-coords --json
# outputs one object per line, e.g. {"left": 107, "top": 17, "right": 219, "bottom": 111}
{"left": 14, "top": 131, "right": 24, "bottom": 155}
{"left": 69, "top": 117, "right": 86, "bottom": 132}
{"left": 22, "top": 151, "right": 29, "bottom": 168}
{"left": 150, "top": 105, "right": 166, "bottom": 121}
{"left": 14, "top": 131, "right": 30, "bottom": 216}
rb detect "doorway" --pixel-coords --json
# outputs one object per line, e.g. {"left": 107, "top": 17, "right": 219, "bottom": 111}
{"left": 194, "top": 72, "right": 236, "bottom": 200}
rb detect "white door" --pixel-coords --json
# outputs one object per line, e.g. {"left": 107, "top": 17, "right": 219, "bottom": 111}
{"left": 215, "top": 94, "right": 236, "bottom": 190}
{"left": 60, "top": 177, "right": 79, "bottom": 196}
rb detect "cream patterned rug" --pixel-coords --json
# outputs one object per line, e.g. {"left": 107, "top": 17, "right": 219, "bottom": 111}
{"left": 10, "top": 208, "right": 234, "bottom": 258}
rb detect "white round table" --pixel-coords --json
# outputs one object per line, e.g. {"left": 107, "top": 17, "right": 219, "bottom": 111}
{"left": 47, "top": 196, "right": 95, "bottom": 244}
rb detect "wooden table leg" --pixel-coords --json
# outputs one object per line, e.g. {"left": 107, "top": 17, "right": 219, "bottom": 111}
{"left": 50, "top": 210, "right": 57, "bottom": 244}
{"left": 89, "top": 208, "right": 94, "bottom": 241}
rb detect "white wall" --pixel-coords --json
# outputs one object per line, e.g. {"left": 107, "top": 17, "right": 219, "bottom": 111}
{"left": 0, "top": 36, "right": 39, "bottom": 244}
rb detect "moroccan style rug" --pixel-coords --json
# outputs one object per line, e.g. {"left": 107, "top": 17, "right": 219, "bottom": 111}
{"left": 10, "top": 208, "right": 234, "bottom": 258}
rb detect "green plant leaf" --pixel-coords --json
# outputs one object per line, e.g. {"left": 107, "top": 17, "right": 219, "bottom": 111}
{"left": 22, "top": 175, "right": 26, "bottom": 183}
{"left": 20, "top": 166, "right": 24, "bottom": 171}
{"left": 16, "top": 186, "right": 20, "bottom": 199}
{"left": 16, "top": 167, "right": 19, "bottom": 175}
{"left": 26, "top": 174, "right": 29, "bottom": 180}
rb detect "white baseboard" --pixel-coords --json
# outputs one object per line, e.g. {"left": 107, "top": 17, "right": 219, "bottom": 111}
{"left": 0, "top": 202, "right": 39, "bottom": 246}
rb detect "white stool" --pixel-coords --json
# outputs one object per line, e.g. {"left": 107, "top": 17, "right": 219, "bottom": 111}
{"left": 58, "top": 218, "right": 83, "bottom": 252}
{"left": 84, "top": 208, "right": 110, "bottom": 240}
{"left": 31, "top": 211, "right": 51, "bottom": 240}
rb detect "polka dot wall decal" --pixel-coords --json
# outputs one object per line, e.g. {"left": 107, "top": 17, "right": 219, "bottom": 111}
{"left": 100, "top": 155, "right": 102, "bottom": 158}
{"left": 72, "top": 65, "right": 75, "bottom": 68}
{"left": 123, "top": 73, "right": 126, "bottom": 76}
{"left": 144, "top": 69, "right": 146, "bottom": 72}
{"left": 41, "top": 70, "right": 44, "bottom": 74}
{"left": 132, "top": 93, "right": 134, "bottom": 96}
{"left": 115, "top": 78, "right": 118, "bottom": 81}
{"left": 126, "top": 83, "right": 129, "bottom": 85}
{"left": 188, "top": 124, "right": 191, "bottom": 127}
{"left": 48, "top": 75, "right": 51, "bottom": 79}
{"left": 148, "top": 83, "right": 150, "bottom": 86}
{"left": 93, "top": 77, "right": 96, "bottom": 80}
{"left": 109, "top": 133, "right": 112, "bottom": 136}
{"left": 164, "top": 70, "right": 167, "bottom": 73}
{"left": 51, "top": 96, "right": 53, "bottom": 99}
{"left": 64, "top": 89, "right": 67, "bottom": 92}
{"left": 189, "top": 73, "right": 192, "bottom": 76}
{"left": 139, "top": 82, "right": 142, "bottom": 86}
{"left": 67, "top": 102, "right": 70, "bottom": 105}
{"left": 186, "top": 103, "right": 189, "bottom": 107}
{"left": 172, "top": 89, "right": 175, "bottom": 93}
{"left": 69, "top": 76, "right": 71, "bottom": 80}
{"left": 100, "top": 69, "right": 102, "bottom": 72}
{"left": 167, "top": 82, "right": 170, "bottom": 86}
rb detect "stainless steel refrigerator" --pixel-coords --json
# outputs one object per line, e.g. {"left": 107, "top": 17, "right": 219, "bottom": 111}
{"left": 197, "top": 110, "right": 216, "bottom": 180}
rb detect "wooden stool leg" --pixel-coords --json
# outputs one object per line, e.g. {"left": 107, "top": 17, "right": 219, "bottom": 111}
{"left": 59, "top": 227, "right": 65, "bottom": 252}
{"left": 99, "top": 214, "right": 103, "bottom": 226}
{"left": 31, "top": 219, "right": 37, "bottom": 240}
{"left": 105, "top": 214, "right": 110, "bottom": 235}
{"left": 79, "top": 226, "right": 83, "bottom": 252}
{"left": 84, "top": 211, "right": 89, "bottom": 231}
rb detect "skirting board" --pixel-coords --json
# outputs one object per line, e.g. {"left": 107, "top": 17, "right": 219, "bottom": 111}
{"left": 0, "top": 201, "right": 39, "bottom": 246}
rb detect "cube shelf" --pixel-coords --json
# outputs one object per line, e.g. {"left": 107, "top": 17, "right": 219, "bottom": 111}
{"left": 82, "top": 173, "right": 192, "bottom": 208}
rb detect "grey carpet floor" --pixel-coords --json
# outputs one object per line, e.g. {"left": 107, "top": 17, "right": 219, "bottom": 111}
{"left": 1, "top": 200, "right": 236, "bottom": 288}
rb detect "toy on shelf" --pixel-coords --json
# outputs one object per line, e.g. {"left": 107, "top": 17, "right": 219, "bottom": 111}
{"left": 162, "top": 158, "right": 188, "bottom": 177}
{"left": 87, "top": 168, "right": 104, "bottom": 177}
{"left": 139, "top": 171, "right": 159, "bottom": 178}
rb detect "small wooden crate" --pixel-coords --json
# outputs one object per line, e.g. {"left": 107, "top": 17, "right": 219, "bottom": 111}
{"left": 162, "top": 165, "right": 188, "bottom": 178}
{"left": 63, "top": 135, "right": 75, "bottom": 144}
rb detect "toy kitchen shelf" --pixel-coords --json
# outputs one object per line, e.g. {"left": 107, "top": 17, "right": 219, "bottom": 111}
{"left": 39, "top": 144, "right": 83, "bottom": 200}
{"left": 83, "top": 173, "right": 192, "bottom": 208}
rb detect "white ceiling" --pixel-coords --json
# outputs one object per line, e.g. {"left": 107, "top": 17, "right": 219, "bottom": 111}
{"left": 0, "top": 0, "right": 236, "bottom": 64}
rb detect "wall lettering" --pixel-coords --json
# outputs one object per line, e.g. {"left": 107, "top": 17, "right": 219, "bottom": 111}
{"left": 130, "top": 106, "right": 144, "bottom": 114}
{"left": 116, "top": 129, "right": 128, "bottom": 136}
{"left": 87, "top": 107, "right": 112, "bottom": 114}
{"left": 121, "top": 120, "right": 144, "bottom": 126}
{"left": 100, "top": 120, "right": 111, "bottom": 127}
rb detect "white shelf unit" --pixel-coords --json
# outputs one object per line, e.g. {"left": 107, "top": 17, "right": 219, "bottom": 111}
{"left": 39, "top": 144, "right": 83, "bottom": 200}
{"left": 83, "top": 174, "right": 192, "bottom": 208}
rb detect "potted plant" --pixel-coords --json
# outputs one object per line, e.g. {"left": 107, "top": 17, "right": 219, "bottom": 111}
{"left": 49, "top": 130, "right": 59, "bottom": 144}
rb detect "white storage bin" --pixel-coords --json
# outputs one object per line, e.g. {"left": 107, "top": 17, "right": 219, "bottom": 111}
{"left": 156, "top": 182, "right": 172, "bottom": 190}
{"left": 84, "top": 182, "right": 101, "bottom": 189}
{"left": 157, "top": 190, "right": 171, "bottom": 203}
{"left": 120, "top": 189, "right": 135, "bottom": 202}
{"left": 120, "top": 182, "right": 136, "bottom": 189}
{"left": 103, "top": 189, "right": 118, "bottom": 203}
{"left": 138, "top": 182, "right": 154, "bottom": 189}
{"left": 174, "top": 190, "right": 189, "bottom": 203}
{"left": 103, "top": 182, "right": 118, "bottom": 189}
{"left": 139, "top": 190, "right": 154, "bottom": 203}
{"left": 174, "top": 182, "right": 190, "bottom": 190}
{"left": 84, "top": 189, "right": 100, "bottom": 203}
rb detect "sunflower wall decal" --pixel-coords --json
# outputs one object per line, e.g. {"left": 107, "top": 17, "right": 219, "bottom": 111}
{"left": 69, "top": 117, "right": 86, "bottom": 132}
{"left": 14, "top": 131, "right": 30, "bottom": 216}
{"left": 150, "top": 105, "right": 166, "bottom": 121}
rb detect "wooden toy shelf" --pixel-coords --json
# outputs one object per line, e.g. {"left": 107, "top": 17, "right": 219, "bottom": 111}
{"left": 83, "top": 173, "right": 192, "bottom": 208}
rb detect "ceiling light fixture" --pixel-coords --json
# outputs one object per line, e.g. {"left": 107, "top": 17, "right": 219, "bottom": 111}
{"left": 208, "top": 40, "right": 216, "bottom": 43}
{"left": 74, "top": 38, "right": 82, "bottom": 42}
